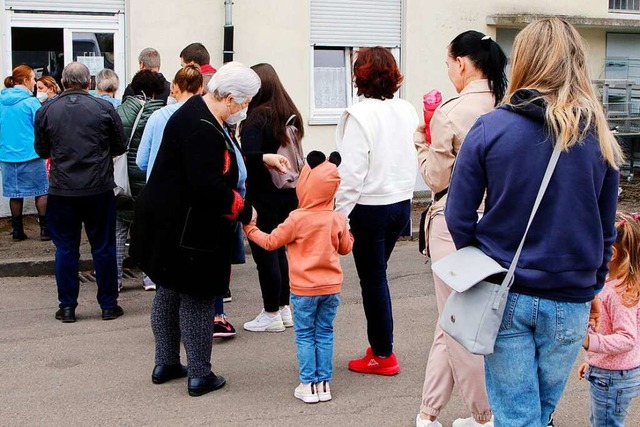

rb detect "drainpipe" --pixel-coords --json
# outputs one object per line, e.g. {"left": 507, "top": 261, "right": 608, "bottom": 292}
{"left": 223, "top": 0, "right": 234, "bottom": 63}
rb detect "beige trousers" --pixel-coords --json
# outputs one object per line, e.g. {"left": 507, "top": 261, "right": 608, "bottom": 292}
{"left": 420, "top": 214, "right": 492, "bottom": 422}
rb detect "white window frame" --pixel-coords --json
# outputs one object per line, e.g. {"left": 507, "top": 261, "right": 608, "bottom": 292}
{"left": 2, "top": 9, "right": 126, "bottom": 97}
{"left": 309, "top": 46, "right": 400, "bottom": 125}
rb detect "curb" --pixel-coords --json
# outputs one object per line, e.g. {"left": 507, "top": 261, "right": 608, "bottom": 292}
{"left": 0, "top": 229, "right": 421, "bottom": 278}
{"left": 0, "top": 257, "right": 94, "bottom": 278}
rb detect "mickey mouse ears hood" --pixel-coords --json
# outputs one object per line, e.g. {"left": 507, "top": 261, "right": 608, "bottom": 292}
{"left": 296, "top": 151, "right": 341, "bottom": 210}
{"left": 499, "top": 89, "right": 547, "bottom": 122}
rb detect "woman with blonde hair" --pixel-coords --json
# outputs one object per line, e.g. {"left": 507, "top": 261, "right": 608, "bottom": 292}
{"left": 36, "top": 75, "right": 61, "bottom": 103}
{"left": 444, "top": 17, "right": 622, "bottom": 426}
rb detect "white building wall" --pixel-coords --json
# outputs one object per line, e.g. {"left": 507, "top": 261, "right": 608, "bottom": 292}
{"left": 0, "top": 0, "right": 635, "bottom": 216}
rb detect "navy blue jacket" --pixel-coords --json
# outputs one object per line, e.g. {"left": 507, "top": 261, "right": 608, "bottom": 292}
{"left": 445, "top": 90, "right": 619, "bottom": 303}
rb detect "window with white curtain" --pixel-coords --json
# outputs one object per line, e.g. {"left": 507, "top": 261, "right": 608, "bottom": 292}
{"left": 310, "top": 0, "right": 402, "bottom": 125}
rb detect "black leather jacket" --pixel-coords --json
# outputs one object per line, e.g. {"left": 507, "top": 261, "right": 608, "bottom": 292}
{"left": 35, "top": 90, "right": 127, "bottom": 196}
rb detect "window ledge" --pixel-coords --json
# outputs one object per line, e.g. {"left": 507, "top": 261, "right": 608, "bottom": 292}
{"left": 309, "top": 108, "right": 345, "bottom": 126}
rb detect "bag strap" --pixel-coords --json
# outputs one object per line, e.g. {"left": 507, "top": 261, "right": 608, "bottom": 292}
{"left": 493, "top": 142, "right": 563, "bottom": 309}
{"left": 126, "top": 99, "right": 146, "bottom": 151}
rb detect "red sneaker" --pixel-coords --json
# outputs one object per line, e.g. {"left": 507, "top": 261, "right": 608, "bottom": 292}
{"left": 348, "top": 350, "right": 400, "bottom": 376}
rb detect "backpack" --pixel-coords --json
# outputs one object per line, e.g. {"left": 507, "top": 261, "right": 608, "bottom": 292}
{"left": 269, "top": 114, "right": 304, "bottom": 189}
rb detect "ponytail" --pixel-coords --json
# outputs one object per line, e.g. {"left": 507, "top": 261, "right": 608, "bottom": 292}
{"left": 449, "top": 31, "right": 508, "bottom": 107}
{"left": 4, "top": 65, "right": 34, "bottom": 89}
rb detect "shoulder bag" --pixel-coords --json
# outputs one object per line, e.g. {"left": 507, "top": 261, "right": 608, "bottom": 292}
{"left": 432, "top": 142, "right": 562, "bottom": 355}
{"left": 113, "top": 99, "right": 145, "bottom": 199}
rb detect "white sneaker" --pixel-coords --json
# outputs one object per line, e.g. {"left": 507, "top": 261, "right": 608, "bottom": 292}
{"left": 243, "top": 310, "right": 286, "bottom": 332}
{"left": 317, "top": 381, "right": 331, "bottom": 401}
{"left": 452, "top": 417, "right": 494, "bottom": 427}
{"left": 294, "top": 382, "right": 319, "bottom": 404}
{"left": 415, "top": 415, "right": 442, "bottom": 427}
{"left": 280, "top": 305, "right": 294, "bottom": 327}
{"left": 142, "top": 274, "right": 156, "bottom": 291}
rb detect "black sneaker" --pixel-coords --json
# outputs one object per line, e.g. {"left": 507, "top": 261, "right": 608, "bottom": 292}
{"left": 213, "top": 317, "right": 236, "bottom": 338}
{"left": 223, "top": 289, "right": 232, "bottom": 303}
{"left": 547, "top": 412, "right": 555, "bottom": 426}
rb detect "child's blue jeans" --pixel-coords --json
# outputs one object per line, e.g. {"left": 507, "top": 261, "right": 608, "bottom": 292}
{"left": 587, "top": 365, "right": 640, "bottom": 426}
{"left": 290, "top": 293, "right": 340, "bottom": 384}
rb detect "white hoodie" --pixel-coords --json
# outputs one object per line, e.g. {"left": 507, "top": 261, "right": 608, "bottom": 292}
{"left": 335, "top": 97, "right": 419, "bottom": 217}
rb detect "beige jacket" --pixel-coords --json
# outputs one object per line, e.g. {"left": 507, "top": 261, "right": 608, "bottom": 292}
{"left": 415, "top": 79, "right": 495, "bottom": 213}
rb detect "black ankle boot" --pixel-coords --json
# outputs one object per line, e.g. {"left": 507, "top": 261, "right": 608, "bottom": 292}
{"left": 38, "top": 215, "right": 51, "bottom": 241}
{"left": 11, "top": 215, "right": 27, "bottom": 241}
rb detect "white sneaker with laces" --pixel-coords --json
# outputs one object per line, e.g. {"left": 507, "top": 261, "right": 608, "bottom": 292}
{"left": 142, "top": 274, "right": 156, "bottom": 291}
{"left": 294, "top": 382, "right": 319, "bottom": 404}
{"left": 415, "top": 415, "right": 442, "bottom": 427}
{"left": 317, "top": 381, "right": 331, "bottom": 401}
{"left": 243, "top": 310, "right": 286, "bottom": 332}
{"left": 280, "top": 305, "right": 294, "bottom": 327}
{"left": 452, "top": 416, "right": 494, "bottom": 427}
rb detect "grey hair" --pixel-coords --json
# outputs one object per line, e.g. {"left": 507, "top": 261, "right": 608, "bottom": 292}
{"left": 61, "top": 62, "right": 91, "bottom": 90}
{"left": 96, "top": 69, "right": 120, "bottom": 92}
{"left": 207, "top": 61, "right": 261, "bottom": 103}
{"left": 138, "top": 48, "right": 161, "bottom": 70}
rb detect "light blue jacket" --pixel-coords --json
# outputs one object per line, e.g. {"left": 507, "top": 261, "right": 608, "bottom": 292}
{"left": 137, "top": 102, "right": 182, "bottom": 180}
{"left": 0, "top": 87, "right": 41, "bottom": 162}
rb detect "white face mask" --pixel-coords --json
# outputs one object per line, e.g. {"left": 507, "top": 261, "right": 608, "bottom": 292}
{"left": 36, "top": 92, "right": 48, "bottom": 102}
{"left": 167, "top": 96, "right": 178, "bottom": 105}
{"left": 225, "top": 106, "right": 248, "bottom": 125}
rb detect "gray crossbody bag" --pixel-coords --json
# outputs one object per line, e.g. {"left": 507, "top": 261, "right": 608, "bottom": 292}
{"left": 432, "top": 142, "right": 562, "bottom": 355}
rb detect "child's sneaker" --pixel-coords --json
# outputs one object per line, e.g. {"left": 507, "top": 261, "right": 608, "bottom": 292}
{"left": 317, "top": 381, "right": 331, "bottom": 402}
{"left": 452, "top": 416, "right": 494, "bottom": 427}
{"left": 142, "top": 274, "right": 156, "bottom": 291}
{"left": 416, "top": 414, "right": 443, "bottom": 427}
{"left": 294, "top": 382, "right": 319, "bottom": 404}
{"left": 213, "top": 316, "right": 236, "bottom": 338}
{"left": 243, "top": 310, "right": 286, "bottom": 332}
{"left": 280, "top": 305, "right": 293, "bottom": 328}
{"left": 348, "top": 350, "right": 400, "bottom": 375}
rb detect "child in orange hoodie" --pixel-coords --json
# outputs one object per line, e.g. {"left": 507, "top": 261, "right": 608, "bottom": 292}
{"left": 244, "top": 151, "right": 353, "bottom": 404}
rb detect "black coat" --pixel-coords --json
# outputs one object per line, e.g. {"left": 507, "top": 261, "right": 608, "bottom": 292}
{"left": 130, "top": 96, "right": 253, "bottom": 298}
{"left": 34, "top": 90, "right": 127, "bottom": 197}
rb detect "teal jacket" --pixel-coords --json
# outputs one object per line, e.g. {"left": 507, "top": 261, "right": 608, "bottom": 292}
{"left": 0, "top": 87, "right": 41, "bottom": 162}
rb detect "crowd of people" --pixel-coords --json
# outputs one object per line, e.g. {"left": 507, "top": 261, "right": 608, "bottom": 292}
{"left": 0, "top": 16, "right": 638, "bottom": 426}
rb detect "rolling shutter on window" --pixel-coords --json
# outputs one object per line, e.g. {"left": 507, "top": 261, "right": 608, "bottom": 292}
{"left": 310, "top": 0, "right": 402, "bottom": 47}
{"left": 5, "top": 1, "right": 125, "bottom": 13}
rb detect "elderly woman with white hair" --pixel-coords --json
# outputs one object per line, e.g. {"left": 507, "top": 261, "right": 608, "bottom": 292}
{"left": 94, "top": 69, "right": 120, "bottom": 108}
{"left": 131, "top": 62, "right": 289, "bottom": 396}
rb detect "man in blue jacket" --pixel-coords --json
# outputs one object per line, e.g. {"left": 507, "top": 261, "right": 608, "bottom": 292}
{"left": 35, "top": 62, "right": 128, "bottom": 323}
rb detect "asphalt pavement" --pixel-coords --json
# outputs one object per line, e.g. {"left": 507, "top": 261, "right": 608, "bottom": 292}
{"left": 1, "top": 240, "right": 638, "bottom": 426}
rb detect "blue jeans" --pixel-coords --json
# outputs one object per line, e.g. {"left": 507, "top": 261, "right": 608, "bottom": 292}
{"left": 587, "top": 365, "right": 640, "bottom": 426}
{"left": 290, "top": 293, "right": 340, "bottom": 383}
{"left": 485, "top": 292, "right": 590, "bottom": 427}
{"left": 47, "top": 191, "right": 119, "bottom": 310}
{"left": 348, "top": 200, "right": 410, "bottom": 357}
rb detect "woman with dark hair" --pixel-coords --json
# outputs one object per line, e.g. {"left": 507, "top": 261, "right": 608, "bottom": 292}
{"left": 0, "top": 65, "right": 49, "bottom": 241}
{"left": 240, "top": 63, "right": 305, "bottom": 333}
{"left": 114, "top": 69, "right": 166, "bottom": 291}
{"left": 335, "top": 47, "right": 418, "bottom": 375}
{"left": 414, "top": 31, "right": 507, "bottom": 427}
